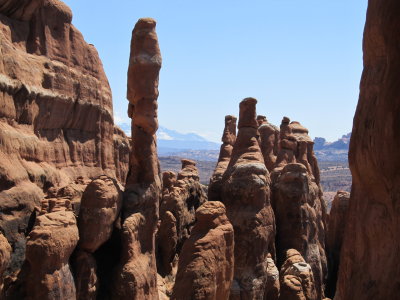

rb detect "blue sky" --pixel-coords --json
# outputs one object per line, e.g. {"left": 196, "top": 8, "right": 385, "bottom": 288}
{"left": 64, "top": 0, "right": 368, "bottom": 142}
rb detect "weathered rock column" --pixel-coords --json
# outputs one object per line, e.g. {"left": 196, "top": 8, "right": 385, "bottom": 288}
{"left": 172, "top": 201, "right": 234, "bottom": 300}
{"left": 221, "top": 98, "right": 276, "bottom": 299}
{"left": 257, "top": 115, "right": 280, "bottom": 172}
{"left": 208, "top": 115, "right": 237, "bottom": 202}
{"left": 114, "top": 18, "right": 162, "bottom": 300}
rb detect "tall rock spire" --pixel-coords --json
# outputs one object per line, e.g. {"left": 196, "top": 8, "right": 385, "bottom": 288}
{"left": 221, "top": 97, "right": 276, "bottom": 298}
{"left": 114, "top": 18, "right": 162, "bottom": 300}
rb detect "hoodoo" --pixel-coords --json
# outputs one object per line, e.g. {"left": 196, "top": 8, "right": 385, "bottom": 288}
{"left": 114, "top": 18, "right": 162, "bottom": 300}
{"left": 221, "top": 98, "right": 276, "bottom": 298}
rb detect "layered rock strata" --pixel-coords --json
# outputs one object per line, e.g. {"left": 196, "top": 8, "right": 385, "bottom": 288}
{"left": 114, "top": 18, "right": 162, "bottom": 300}
{"left": 172, "top": 201, "right": 234, "bottom": 300}
{"left": 335, "top": 1, "right": 400, "bottom": 298}
{"left": 221, "top": 97, "right": 276, "bottom": 299}
{"left": 0, "top": 0, "right": 129, "bottom": 277}
{"left": 208, "top": 115, "right": 237, "bottom": 202}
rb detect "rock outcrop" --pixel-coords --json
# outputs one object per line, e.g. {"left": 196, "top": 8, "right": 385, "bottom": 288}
{"left": 157, "top": 160, "right": 207, "bottom": 276}
{"left": 335, "top": 1, "right": 400, "bottom": 299}
{"left": 0, "top": 0, "right": 129, "bottom": 277}
{"left": 270, "top": 118, "right": 327, "bottom": 298}
{"left": 257, "top": 115, "right": 279, "bottom": 171}
{"left": 0, "top": 233, "right": 12, "bottom": 293}
{"left": 114, "top": 18, "right": 162, "bottom": 300}
{"left": 208, "top": 115, "right": 237, "bottom": 202}
{"left": 221, "top": 97, "right": 276, "bottom": 299}
{"left": 24, "top": 210, "right": 79, "bottom": 299}
{"left": 279, "top": 249, "right": 317, "bottom": 300}
{"left": 77, "top": 175, "right": 122, "bottom": 253}
{"left": 271, "top": 163, "right": 327, "bottom": 298}
{"left": 326, "top": 191, "right": 349, "bottom": 297}
{"left": 172, "top": 201, "right": 234, "bottom": 300}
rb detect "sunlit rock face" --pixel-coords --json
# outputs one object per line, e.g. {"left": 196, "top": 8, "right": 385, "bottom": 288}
{"left": 335, "top": 1, "right": 400, "bottom": 299}
{"left": 208, "top": 115, "right": 237, "bottom": 202}
{"left": 221, "top": 98, "right": 276, "bottom": 299}
{"left": 114, "top": 17, "right": 162, "bottom": 300}
{"left": 172, "top": 201, "right": 234, "bottom": 300}
{"left": 0, "top": 0, "right": 129, "bottom": 279}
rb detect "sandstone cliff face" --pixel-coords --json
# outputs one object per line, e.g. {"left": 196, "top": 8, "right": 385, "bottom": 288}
{"left": 172, "top": 201, "right": 234, "bottom": 300}
{"left": 335, "top": 1, "right": 400, "bottom": 299}
{"left": 0, "top": 0, "right": 129, "bottom": 278}
{"left": 114, "top": 18, "right": 162, "bottom": 300}
{"left": 221, "top": 98, "right": 276, "bottom": 299}
{"left": 208, "top": 115, "right": 237, "bottom": 202}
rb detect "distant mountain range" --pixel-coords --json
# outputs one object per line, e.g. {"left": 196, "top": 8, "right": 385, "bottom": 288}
{"left": 117, "top": 123, "right": 220, "bottom": 155}
{"left": 117, "top": 122, "right": 350, "bottom": 162}
{"left": 313, "top": 133, "right": 351, "bottom": 162}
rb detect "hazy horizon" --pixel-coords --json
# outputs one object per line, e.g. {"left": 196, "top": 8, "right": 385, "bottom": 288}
{"left": 63, "top": 0, "right": 368, "bottom": 143}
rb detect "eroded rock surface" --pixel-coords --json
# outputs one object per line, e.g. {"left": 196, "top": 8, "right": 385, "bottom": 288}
{"left": 24, "top": 210, "right": 79, "bottom": 299}
{"left": 270, "top": 118, "right": 327, "bottom": 299}
{"left": 78, "top": 175, "right": 122, "bottom": 253}
{"left": 257, "top": 115, "right": 279, "bottom": 172}
{"left": 114, "top": 17, "right": 162, "bottom": 300}
{"left": 208, "top": 115, "right": 237, "bottom": 202}
{"left": 271, "top": 163, "right": 327, "bottom": 299}
{"left": 326, "top": 191, "right": 349, "bottom": 297}
{"left": 279, "top": 249, "right": 317, "bottom": 300}
{"left": 335, "top": 1, "right": 400, "bottom": 299}
{"left": 172, "top": 201, "right": 234, "bottom": 300}
{"left": 157, "top": 160, "right": 207, "bottom": 277}
{"left": 221, "top": 97, "right": 276, "bottom": 299}
{"left": 0, "top": 0, "right": 129, "bottom": 276}
{"left": 0, "top": 233, "right": 12, "bottom": 293}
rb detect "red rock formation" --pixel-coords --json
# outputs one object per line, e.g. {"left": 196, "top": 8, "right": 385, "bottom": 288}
{"left": 72, "top": 250, "right": 98, "bottom": 300}
{"left": 208, "top": 115, "right": 237, "bottom": 202}
{"left": 114, "top": 18, "right": 162, "bottom": 300}
{"left": 335, "top": 1, "right": 400, "bottom": 298}
{"left": 0, "top": 233, "right": 11, "bottom": 293}
{"left": 265, "top": 254, "right": 280, "bottom": 300}
{"left": 157, "top": 160, "right": 207, "bottom": 276}
{"left": 78, "top": 175, "right": 122, "bottom": 253}
{"left": 24, "top": 210, "right": 79, "bottom": 299}
{"left": 271, "top": 163, "right": 327, "bottom": 299}
{"left": 171, "top": 201, "right": 234, "bottom": 300}
{"left": 257, "top": 115, "right": 280, "bottom": 172}
{"left": 221, "top": 97, "right": 276, "bottom": 298}
{"left": 279, "top": 249, "right": 317, "bottom": 300}
{"left": 0, "top": 0, "right": 129, "bottom": 276}
{"left": 325, "top": 191, "right": 349, "bottom": 298}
